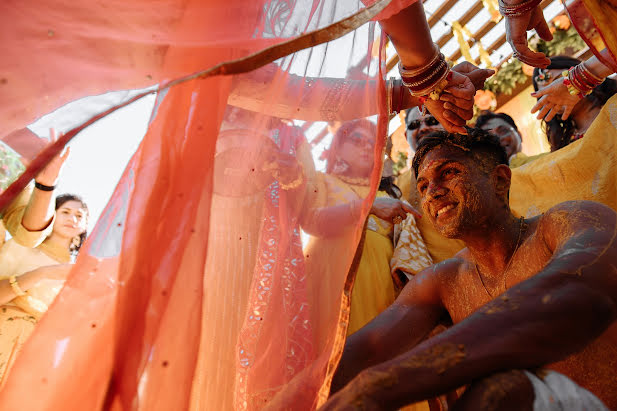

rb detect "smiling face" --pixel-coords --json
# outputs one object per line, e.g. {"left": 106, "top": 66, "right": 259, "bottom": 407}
{"left": 416, "top": 145, "right": 506, "bottom": 238}
{"left": 336, "top": 127, "right": 375, "bottom": 177}
{"left": 53, "top": 200, "right": 88, "bottom": 240}
{"left": 479, "top": 118, "right": 522, "bottom": 159}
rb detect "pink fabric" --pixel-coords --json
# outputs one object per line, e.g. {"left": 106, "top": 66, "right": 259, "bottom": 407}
{"left": 0, "top": 0, "right": 415, "bottom": 408}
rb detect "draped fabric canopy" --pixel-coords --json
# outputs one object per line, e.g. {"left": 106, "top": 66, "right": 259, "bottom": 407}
{"left": 0, "top": 0, "right": 417, "bottom": 409}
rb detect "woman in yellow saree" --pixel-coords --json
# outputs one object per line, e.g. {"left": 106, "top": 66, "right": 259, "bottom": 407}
{"left": 302, "top": 120, "right": 426, "bottom": 341}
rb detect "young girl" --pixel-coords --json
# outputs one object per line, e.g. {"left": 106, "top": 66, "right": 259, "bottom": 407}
{"left": 0, "top": 194, "right": 88, "bottom": 382}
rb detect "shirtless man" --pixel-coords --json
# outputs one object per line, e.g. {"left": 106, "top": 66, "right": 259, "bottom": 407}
{"left": 323, "top": 128, "right": 617, "bottom": 409}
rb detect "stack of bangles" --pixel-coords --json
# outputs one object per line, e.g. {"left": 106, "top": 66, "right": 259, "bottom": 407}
{"left": 562, "top": 63, "right": 605, "bottom": 99}
{"left": 498, "top": 0, "right": 542, "bottom": 17}
{"left": 398, "top": 44, "right": 451, "bottom": 104}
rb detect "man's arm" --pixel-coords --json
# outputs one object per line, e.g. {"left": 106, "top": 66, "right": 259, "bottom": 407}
{"left": 330, "top": 263, "right": 448, "bottom": 393}
{"left": 323, "top": 201, "right": 617, "bottom": 409}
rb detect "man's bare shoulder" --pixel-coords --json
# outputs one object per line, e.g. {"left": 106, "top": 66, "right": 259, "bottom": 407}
{"left": 398, "top": 255, "right": 466, "bottom": 307}
{"left": 537, "top": 200, "right": 617, "bottom": 251}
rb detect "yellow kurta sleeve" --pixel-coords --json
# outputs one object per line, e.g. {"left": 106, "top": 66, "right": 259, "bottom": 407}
{"left": 2, "top": 184, "right": 54, "bottom": 248}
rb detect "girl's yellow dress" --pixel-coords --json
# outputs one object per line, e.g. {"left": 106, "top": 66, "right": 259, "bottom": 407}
{"left": 0, "top": 239, "right": 70, "bottom": 384}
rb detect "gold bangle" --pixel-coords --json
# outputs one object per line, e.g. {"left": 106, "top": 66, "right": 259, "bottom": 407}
{"left": 9, "top": 276, "right": 26, "bottom": 296}
{"left": 397, "top": 44, "right": 440, "bottom": 77}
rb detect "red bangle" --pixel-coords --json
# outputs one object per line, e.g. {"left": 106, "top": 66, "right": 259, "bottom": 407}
{"left": 400, "top": 57, "right": 449, "bottom": 96}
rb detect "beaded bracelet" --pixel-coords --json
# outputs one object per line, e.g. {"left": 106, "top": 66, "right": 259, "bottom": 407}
{"left": 498, "top": 0, "right": 542, "bottom": 17}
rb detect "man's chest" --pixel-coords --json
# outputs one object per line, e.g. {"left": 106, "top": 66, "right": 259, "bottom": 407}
{"left": 442, "top": 240, "right": 554, "bottom": 323}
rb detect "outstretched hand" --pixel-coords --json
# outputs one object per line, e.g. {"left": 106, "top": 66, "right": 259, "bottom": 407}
{"left": 504, "top": 6, "right": 552, "bottom": 68}
{"left": 35, "top": 129, "right": 70, "bottom": 187}
{"left": 530, "top": 78, "right": 579, "bottom": 121}
{"left": 371, "top": 197, "right": 421, "bottom": 223}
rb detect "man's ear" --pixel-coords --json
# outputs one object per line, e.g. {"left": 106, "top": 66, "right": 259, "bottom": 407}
{"left": 493, "top": 164, "right": 511, "bottom": 199}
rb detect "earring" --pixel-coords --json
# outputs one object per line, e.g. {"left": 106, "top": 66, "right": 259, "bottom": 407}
{"left": 332, "top": 156, "right": 349, "bottom": 174}
{"left": 71, "top": 235, "right": 81, "bottom": 250}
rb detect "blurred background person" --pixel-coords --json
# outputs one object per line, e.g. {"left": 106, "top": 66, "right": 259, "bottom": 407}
{"left": 474, "top": 111, "right": 548, "bottom": 168}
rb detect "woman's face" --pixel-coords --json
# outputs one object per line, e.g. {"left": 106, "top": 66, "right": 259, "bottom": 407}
{"left": 54, "top": 200, "right": 87, "bottom": 240}
{"left": 337, "top": 127, "right": 375, "bottom": 176}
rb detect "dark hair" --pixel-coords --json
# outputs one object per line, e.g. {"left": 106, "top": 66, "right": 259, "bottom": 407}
{"left": 379, "top": 176, "right": 402, "bottom": 199}
{"left": 475, "top": 111, "right": 520, "bottom": 138}
{"left": 412, "top": 128, "right": 508, "bottom": 178}
{"left": 325, "top": 119, "right": 376, "bottom": 174}
{"left": 55, "top": 193, "right": 89, "bottom": 255}
{"left": 532, "top": 55, "right": 617, "bottom": 151}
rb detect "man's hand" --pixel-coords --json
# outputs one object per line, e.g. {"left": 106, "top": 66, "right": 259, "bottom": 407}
{"left": 370, "top": 197, "right": 420, "bottom": 223}
{"left": 530, "top": 78, "right": 579, "bottom": 121}
{"left": 35, "top": 129, "right": 70, "bottom": 187}
{"left": 504, "top": 6, "right": 552, "bottom": 68}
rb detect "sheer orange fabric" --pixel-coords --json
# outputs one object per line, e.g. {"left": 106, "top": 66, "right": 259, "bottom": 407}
{"left": 564, "top": 0, "right": 617, "bottom": 72}
{"left": 0, "top": 0, "right": 416, "bottom": 409}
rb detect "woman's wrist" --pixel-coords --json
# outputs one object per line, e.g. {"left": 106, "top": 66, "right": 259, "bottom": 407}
{"left": 583, "top": 58, "right": 612, "bottom": 81}
{"left": 390, "top": 79, "right": 423, "bottom": 113}
{"left": 498, "top": 0, "right": 542, "bottom": 16}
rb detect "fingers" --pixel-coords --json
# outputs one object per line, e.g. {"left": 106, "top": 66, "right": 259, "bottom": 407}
{"left": 535, "top": 101, "right": 553, "bottom": 120}
{"left": 530, "top": 88, "right": 547, "bottom": 98}
{"left": 561, "top": 104, "right": 573, "bottom": 120}
{"left": 534, "top": 12, "right": 553, "bottom": 41}
{"left": 400, "top": 202, "right": 422, "bottom": 219}
{"left": 59, "top": 146, "right": 71, "bottom": 162}
{"left": 512, "top": 43, "right": 550, "bottom": 68}
{"left": 439, "top": 94, "right": 474, "bottom": 111}
{"left": 443, "top": 78, "right": 475, "bottom": 100}
{"left": 544, "top": 105, "right": 561, "bottom": 122}
{"left": 49, "top": 128, "right": 57, "bottom": 143}
{"left": 424, "top": 99, "right": 468, "bottom": 134}
{"left": 443, "top": 102, "right": 473, "bottom": 121}
{"left": 451, "top": 61, "right": 476, "bottom": 74}
{"left": 530, "top": 96, "right": 546, "bottom": 114}
{"left": 467, "top": 69, "right": 496, "bottom": 90}
{"left": 441, "top": 118, "right": 467, "bottom": 134}
{"left": 506, "top": 16, "right": 550, "bottom": 68}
